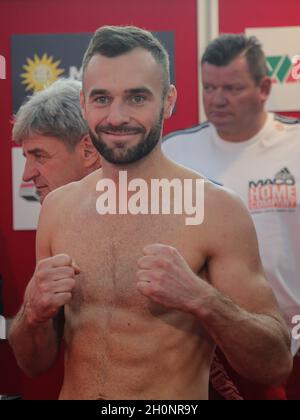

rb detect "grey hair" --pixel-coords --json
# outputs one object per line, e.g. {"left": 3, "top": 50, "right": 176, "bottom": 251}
{"left": 13, "top": 78, "right": 88, "bottom": 149}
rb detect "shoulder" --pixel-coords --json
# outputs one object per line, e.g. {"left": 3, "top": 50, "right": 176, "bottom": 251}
{"left": 41, "top": 169, "right": 102, "bottom": 215}
{"left": 273, "top": 113, "right": 300, "bottom": 126}
{"left": 272, "top": 113, "right": 300, "bottom": 137}
{"left": 203, "top": 182, "right": 257, "bottom": 251}
{"left": 41, "top": 180, "right": 81, "bottom": 214}
{"left": 162, "top": 121, "right": 211, "bottom": 147}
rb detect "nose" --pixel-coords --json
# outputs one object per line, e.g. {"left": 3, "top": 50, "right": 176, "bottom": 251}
{"left": 106, "top": 100, "right": 130, "bottom": 126}
{"left": 212, "top": 88, "right": 228, "bottom": 107}
{"left": 22, "top": 158, "right": 39, "bottom": 182}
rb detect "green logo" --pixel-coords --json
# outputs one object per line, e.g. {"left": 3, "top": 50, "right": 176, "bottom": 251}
{"left": 267, "top": 55, "right": 300, "bottom": 83}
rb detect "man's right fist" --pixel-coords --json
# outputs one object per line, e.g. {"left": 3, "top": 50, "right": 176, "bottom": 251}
{"left": 24, "top": 254, "right": 80, "bottom": 325}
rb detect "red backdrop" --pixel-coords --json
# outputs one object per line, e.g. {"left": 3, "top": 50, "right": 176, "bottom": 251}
{"left": 0, "top": 0, "right": 198, "bottom": 399}
{"left": 1, "top": 0, "right": 300, "bottom": 400}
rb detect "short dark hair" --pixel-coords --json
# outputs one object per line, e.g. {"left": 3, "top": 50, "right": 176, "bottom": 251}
{"left": 82, "top": 25, "right": 170, "bottom": 96}
{"left": 201, "top": 34, "right": 268, "bottom": 84}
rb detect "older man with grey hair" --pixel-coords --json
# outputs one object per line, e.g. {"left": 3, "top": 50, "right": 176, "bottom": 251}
{"left": 13, "top": 78, "right": 101, "bottom": 203}
{"left": 8, "top": 80, "right": 101, "bottom": 397}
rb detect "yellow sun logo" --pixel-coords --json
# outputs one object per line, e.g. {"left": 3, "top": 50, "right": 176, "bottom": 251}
{"left": 21, "top": 53, "right": 64, "bottom": 92}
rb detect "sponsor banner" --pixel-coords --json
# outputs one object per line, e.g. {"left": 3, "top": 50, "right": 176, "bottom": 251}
{"left": 246, "top": 26, "right": 300, "bottom": 111}
{"left": 248, "top": 167, "right": 297, "bottom": 213}
{"left": 12, "top": 147, "right": 40, "bottom": 230}
{"left": 11, "top": 32, "right": 175, "bottom": 113}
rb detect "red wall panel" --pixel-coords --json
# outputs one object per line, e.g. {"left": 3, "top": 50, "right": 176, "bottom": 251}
{"left": 220, "top": 0, "right": 300, "bottom": 33}
{"left": 0, "top": 0, "right": 198, "bottom": 399}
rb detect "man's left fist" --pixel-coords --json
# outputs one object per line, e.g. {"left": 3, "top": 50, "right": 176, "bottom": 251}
{"left": 136, "top": 244, "right": 206, "bottom": 313}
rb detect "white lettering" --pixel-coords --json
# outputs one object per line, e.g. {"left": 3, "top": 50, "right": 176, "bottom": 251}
{"left": 69, "top": 66, "right": 82, "bottom": 80}
{"left": 96, "top": 179, "right": 116, "bottom": 214}
{"left": 184, "top": 179, "right": 204, "bottom": 225}
{"left": 0, "top": 55, "right": 6, "bottom": 80}
{"left": 95, "top": 172, "right": 205, "bottom": 226}
{"left": 292, "top": 55, "right": 300, "bottom": 81}
{"left": 292, "top": 315, "right": 300, "bottom": 340}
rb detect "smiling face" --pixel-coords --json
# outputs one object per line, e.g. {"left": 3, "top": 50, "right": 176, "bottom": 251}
{"left": 22, "top": 135, "right": 88, "bottom": 203}
{"left": 81, "top": 47, "right": 176, "bottom": 165}
{"left": 202, "top": 56, "right": 271, "bottom": 140}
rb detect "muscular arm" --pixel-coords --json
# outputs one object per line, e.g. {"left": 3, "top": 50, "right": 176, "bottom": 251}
{"left": 137, "top": 186, "right": 292, "bottom": 385}
{"left": 8, "top": 191, "right": 78, "bottom": 376}
{"left": 199, "top": 188, "right": 292, "bottom": 384}
{"left": 8, "top": 306, "right": 64, "bottom": 377}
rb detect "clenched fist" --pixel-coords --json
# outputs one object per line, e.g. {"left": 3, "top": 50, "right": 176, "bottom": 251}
{"left": 136, "top": 244, "right": 209, "bottom": 314}
{"left": 24, "top": 254, "right": 80, "bottom": 325}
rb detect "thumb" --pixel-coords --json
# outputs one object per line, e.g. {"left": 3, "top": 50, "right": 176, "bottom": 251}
{"left": 72, "top": 260, "right": 81, "bottom": 275}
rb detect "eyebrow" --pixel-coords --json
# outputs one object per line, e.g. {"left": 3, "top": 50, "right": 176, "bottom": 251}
{"left": 124, "top": 87, "right": 153, "bottom": 96}
{"left": 88, "top": 87, "right": 154, "bottom": 98}
{"left": 23, "top": 148, "right": 48, "bottom": 157}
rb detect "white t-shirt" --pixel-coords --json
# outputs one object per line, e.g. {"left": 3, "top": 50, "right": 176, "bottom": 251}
{"left": 163, "top": 113, "right": 300, "bottom": 354}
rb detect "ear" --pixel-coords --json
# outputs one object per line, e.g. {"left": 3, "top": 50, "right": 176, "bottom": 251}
{"left": 163, "top": 85, "right": 177, "bottom": 119}
{"left": 78, "top": 135, "right": 101, "bottom": 169}
{"left": 259, "top": 77, "right": 272, "bottom": 101}
{"left": 80, "top": 89, "right": 86, "bottom": 120}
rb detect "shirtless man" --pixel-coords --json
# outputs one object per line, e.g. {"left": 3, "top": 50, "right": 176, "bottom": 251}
{"left": 8, "top": 26, "right": 292, "bottom": 400}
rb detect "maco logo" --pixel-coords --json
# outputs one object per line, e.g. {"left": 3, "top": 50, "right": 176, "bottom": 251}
{"left": 0, "top": 54, "right": 6, "bottom": 80}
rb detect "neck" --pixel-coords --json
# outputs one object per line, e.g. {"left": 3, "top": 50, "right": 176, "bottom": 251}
{"left": 217, "top": 111, "right": 268, "bottom": 142}
{"left": 100, "top": 142, "right": 166, "bottom": 184}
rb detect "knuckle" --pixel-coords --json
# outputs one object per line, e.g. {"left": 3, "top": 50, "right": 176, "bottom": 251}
{"left": 168, "top": 246, "right": 177, "bottom": 256}
{"left": 153, "top": 270, "right": 165, "bottom": 282}
{"left": 68, "top": 278, "right": 76, "bottom": 289}
{"left": 151, "top": 282, "right": 161, "bottom": 294}
{"left": 158, "top": 258, "right": 171, "bottom": 271}
{"left": 66, "top": 267, "right": 75, "bottom": 278}
{"left": 35, "top": 268, "right": 50, "bottom": 283}
{"left": 55, "top": 253, "right": 72, "bottom": 265}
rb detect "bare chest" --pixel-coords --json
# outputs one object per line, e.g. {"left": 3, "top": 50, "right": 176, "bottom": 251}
{"left": 51, "top": 208, "right": 206, "bottom": 313}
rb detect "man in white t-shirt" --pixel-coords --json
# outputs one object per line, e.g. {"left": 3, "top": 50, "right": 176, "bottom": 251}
{"left": 163, "top": 34, "right": 300, "bottom": 399}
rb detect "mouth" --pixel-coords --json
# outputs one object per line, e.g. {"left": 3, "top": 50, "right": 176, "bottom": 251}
{"left": 210, "top": 111, "right": 231, "bottom": 117}
{"left": 35, "top": 185, "right": 48, "bottom": 193}
{"left": 100, "top": 131, "right": 143, "bottom": 143}
{"left": 101, "top": 130, "right": 141, "bottom": 136}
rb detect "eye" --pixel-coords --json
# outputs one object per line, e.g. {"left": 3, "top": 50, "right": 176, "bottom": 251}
{"left": 226, "top": 85, "right": 244, "bottom": 93}
{"left": 35, "top": 154, "right": 47, "bottom": 163}
{"left": 130, "top": 95, "right": 146, "bottom": 104}
{"left": 95, "top": 96, "right": 111, "bottom": 105}
{"left": 203, "top": 85, "right": 215, "bottom": 93}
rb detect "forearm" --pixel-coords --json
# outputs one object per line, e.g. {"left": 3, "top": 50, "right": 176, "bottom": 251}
{"left": 193, "top": 289, "right": 292, "bottom": 385}
{"left": 8, "top": 305, "right": 60, "bottom": 377}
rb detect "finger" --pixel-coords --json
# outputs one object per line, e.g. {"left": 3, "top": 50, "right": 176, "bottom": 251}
{"left": 37, "top": 267, "right": 78, "bottom": 283}
{"left": 137, "top": 256, "right": 158, "bottom": 270}
{"left": 52, "top": 266, "right": 78, "bottom": 281}
{"left": 71, "top": 259, "right": 81, "bottom": 274}
{"left": 49, "top": 254, "right": 80, "bottom": 274}
{"left": 136, "top": 280, "right": 152, "bottom": 297}
{"left": 41, "top": 254, "right": 73, "bottom": 268}
{"left": 143, "top": 244, "right": 170, "bottom": 256}
{"left": 52, "top": 292, "right": 73, "bottom": 307}
{"left": 52, "top": 278, "right": 76, "bottom": 294}
{"left": 136, "top": 269, "right": 152, "bottom": 282}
